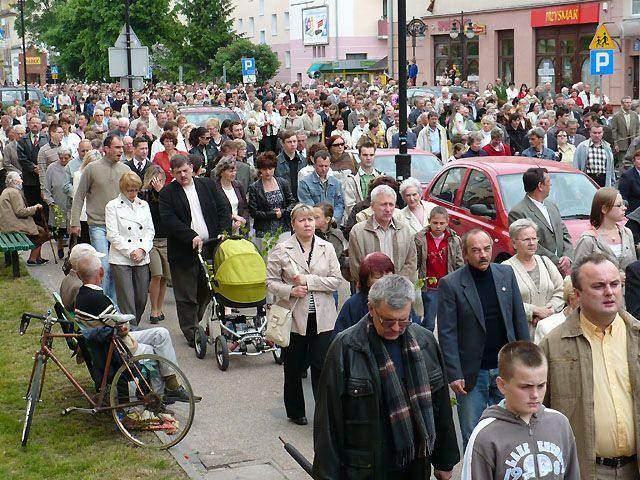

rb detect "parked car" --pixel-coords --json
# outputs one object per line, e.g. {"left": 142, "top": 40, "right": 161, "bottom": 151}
{"left": 351, "top": 148, "right": 442, "bottom": 190}
{"left": 422, "top": 157, "right": 598, "bottom": 262}
{"left": 0, "top": 87, "right": 44, "bottom": 106}
{"left": 177, "top": 106, "right": 240, "bottom": 127}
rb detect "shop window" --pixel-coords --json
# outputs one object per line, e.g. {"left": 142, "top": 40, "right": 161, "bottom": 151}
{"left": 433, "top": 34, "right": 479, "bottom": 83}
{"left": 634, "top": 0, "right": 640, "bottom": 15}
{"left": 537, "top": 38, "right": 556, "bottom": 54}
{"left": 537, "top": 58, "right": 556, "bottom": 86}
{"left": 498, "top": 30, "right": 514, "bottom": 84}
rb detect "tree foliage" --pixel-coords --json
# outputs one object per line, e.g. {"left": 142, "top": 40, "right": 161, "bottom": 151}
{"left": 210, "top": 38, "right": 280, "bottom": 85}
{"left": 23, "top": 0, "right": 180, "bottom": 81}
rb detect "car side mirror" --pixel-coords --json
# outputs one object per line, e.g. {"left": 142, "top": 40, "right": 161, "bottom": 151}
{"left": 470, "top": 204, "right": 496, "bottom": 218}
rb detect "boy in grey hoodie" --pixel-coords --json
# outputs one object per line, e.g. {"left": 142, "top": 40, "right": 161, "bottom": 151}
{"left": 461, "top": 341, "right": 580, "bottom": 480}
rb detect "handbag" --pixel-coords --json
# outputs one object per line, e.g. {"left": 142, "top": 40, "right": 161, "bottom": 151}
{"left": 266, "top": 257, "right": 300, "bottom": 348}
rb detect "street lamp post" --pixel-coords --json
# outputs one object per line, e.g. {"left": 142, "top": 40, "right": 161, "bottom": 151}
{"left": 124, "top": 0, "right": 134, "bottom": 113}
{"left": 18, "top": 0, "right": 28, "bottom": 100}
{"left": 449, "top": 11, "right": 475, "bottom": 82}
{"left": 407, "top": 17, "right": 427, "bottom": 64}
{"left": 395, "top": 0, "right": 411, "bottom": 182}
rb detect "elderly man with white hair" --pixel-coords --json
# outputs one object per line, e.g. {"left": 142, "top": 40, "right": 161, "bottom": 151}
{"left": 348, "top": 184, "right": 417, "bottom": 283}
{"left": 59, "top": 243, "right": 105, "bottom": 311}
{"left": 114, "top": 117, "right": 131, "bottom": 138}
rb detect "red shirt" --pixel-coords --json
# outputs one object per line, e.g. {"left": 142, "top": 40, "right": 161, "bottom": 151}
{"left": 424, "top": 229, "right": 450, "bottom": 289}
{"left": 153, "top": 150, "right": 188, "bottom": 185}
{"left": 482, "top": 143, "right": 512, "bottom": 156}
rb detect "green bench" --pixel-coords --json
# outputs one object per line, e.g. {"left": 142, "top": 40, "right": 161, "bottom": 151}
{"left": 0, "top": 232, "right": 35, "bottom": 278}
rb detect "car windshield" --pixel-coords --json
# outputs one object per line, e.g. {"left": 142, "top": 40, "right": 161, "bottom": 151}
{"left": 373, "top": 154, "right": 441, "bottom": 185}
{"left": 180, "top": 111, "right": 240, "bottom": 127}
{"left": 498, "top": 172, "right": 597, "bottom": 218}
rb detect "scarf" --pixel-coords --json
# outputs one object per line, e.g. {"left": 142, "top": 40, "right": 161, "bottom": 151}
{"left": 366, "top": 318, "right": 435, "bottom": 468}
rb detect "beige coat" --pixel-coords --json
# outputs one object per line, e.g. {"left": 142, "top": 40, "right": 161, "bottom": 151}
{"left": 348, "top": 216, "right": 417, "bottom": 282}
{"left": 502, "top": 254, "right": 565, "bottom": 333}
{"left": 0, "top": 187, "right": 39, "bottom": 235}
{"left": 399, "top": 201, "right": 437, "bottom": 235}
{"left": 540, "top": 309, "right": 640, "bottom": 480}
{"left": 574, "top": 226, "right": 638, "bottom": 274}
{"left": 266, "top": 235, "right": 343, "bottom": 335}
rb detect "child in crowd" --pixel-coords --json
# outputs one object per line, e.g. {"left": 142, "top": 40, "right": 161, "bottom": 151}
{"left": 447, "top": 142, "right": 465, "bottom": 162}
{"left": 462, "top": 341, "right": 580, "bottom": 480}
{"left": 313, "top": 202, "right": 346, "bottom": 306}
{"left": 415, "top": 206, "right": 463, "bottom": 331}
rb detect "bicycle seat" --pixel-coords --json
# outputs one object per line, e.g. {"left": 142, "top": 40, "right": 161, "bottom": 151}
{"left": 101, "top": 313, "right": 135, "bottom": 324}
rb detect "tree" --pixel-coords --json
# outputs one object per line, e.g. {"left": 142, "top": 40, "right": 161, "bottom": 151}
{"left": 23, "top": 0, "right": 181, "bottom": 81}
{"left": 210, "top": 38, "right": 280, "bottom": 85}
{"left": 171, "top": 0, "right": 236, "bottom": 82}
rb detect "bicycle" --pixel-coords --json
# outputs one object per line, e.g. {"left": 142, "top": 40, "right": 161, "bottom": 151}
{"left": 20, "top": 303, "right": 196, "bottom": 449}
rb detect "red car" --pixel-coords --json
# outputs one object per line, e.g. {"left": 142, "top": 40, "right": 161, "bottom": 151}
{"left": 422, "top": 157, "right": 598, "bottom": 262}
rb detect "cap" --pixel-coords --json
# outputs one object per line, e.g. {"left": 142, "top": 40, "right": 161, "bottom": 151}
{"left": 69, "top": 243, "right": 105, "bottom": 267}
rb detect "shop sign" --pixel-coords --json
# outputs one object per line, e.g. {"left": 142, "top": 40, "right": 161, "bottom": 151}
{"left": 531, "top": 2, "right": 599, "bottom": 27}
{"left": 25, "top": 57, "right": 41, "bottom": 65}
{"left": 436, "top": 20, "right": 485, "bottom": 35}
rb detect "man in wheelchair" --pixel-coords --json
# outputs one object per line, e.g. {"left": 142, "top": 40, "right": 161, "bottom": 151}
{"left": 71, "top": 253, "right": 200, "bottom": 403}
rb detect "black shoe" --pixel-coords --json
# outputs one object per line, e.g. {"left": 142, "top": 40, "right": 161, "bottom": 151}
{"left": 159, "top": 313, "right": 165, "bottom": 321}
{"left": 187, "top": 338, "right": 195, "bottom": 348}
{"left": 37, "top": 258, "right": 49, "bottom": 264}
{"left": 164, "top": 385, "right": 201, "bottom": 404}
{"left": 57, "top": 248, "right": 64, "bottom": 259}
{"left": 26, "top": 260, "right": 41, "bottom": 266}
{"left": 289, "top": 416, "right": 308, "bottom": 426}
{"left": 150, "top": 315, "right": 161, "bottom": 324}
{"left": 301, "top": 370, "right": 308, "bottom": 379}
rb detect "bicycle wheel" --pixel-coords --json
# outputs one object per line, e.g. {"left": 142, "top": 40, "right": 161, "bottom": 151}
{"left": 22, "top": 355, "right": 45, "bottom": 447}
{"left": 109, "top": 353, "right": 195, "bottom": 449}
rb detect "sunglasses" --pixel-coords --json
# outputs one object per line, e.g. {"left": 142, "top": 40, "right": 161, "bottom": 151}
{"left": 332, "top": 142, "right": 345, "bottom": 147}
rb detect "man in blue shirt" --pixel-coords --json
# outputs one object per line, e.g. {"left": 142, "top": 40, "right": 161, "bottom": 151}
{"left": 521, "top": 127, "right": 556, "bottom": 160}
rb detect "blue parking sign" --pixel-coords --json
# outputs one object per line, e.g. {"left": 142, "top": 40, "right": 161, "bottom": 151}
{"left": 590, "top": 50, "right": 614, "bottom": 75}
{"left": 241, "top": 58, "right": 256, "bottom": 76}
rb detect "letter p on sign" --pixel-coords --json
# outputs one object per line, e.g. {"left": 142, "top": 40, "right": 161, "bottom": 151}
{"left": 590, "top": 50, "right": 614, "bottom": 76}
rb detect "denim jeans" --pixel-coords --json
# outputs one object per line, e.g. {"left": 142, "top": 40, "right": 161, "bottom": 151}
{"left": 456, "top": 368, "right": 503, "bottom": 449}
{"left": 421, "top": 289, "right": 438, "bottom": 332}
{"left": 88, "top": 224, "right": 117, "bottom": 303}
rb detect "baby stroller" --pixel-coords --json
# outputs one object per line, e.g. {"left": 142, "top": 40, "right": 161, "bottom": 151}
{"left": 195, "top": 236, "right": 283, "bottom": 370}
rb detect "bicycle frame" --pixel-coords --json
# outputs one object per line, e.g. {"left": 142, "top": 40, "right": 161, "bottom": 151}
{"left": 23, "top": 313, "right": 156, "bottom": 415}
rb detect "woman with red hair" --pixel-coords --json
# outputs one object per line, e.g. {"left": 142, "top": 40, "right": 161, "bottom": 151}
{"left": 333, "top": 252, "right": 420, "bottom": 335}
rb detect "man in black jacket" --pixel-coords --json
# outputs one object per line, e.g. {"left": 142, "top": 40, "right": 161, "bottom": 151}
{"left": 313, "top": 275, "right": 459, "bottom": 480}
{"left": 159, "top": 154, "right": 231, "bottom": 346}
{"left": 17, "top": 115, "right": 46, "bottom": 208}
{"left": 437, "top": 229, "right": 529, "bottom": 449}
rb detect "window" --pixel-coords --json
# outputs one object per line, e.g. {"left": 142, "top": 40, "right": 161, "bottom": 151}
{"left": 430, "top": 168, "right": 465, "bottom": 204}
{"left": 433, "top": 35, "right": 479, "bottom": 83}
{"left": 313, "top": 45, "right": 326, "bottom": 58}
{"left": 634, "top": 0, "right": 640, "bottom": 15}
{"left": 285, "top": 51, "right": 291, "bottom": 68}
{"left": 236, "top": 18, "right": 243, "bottom": 33}
{"left": 259, "top": 30, "right": 266, "bottom": 44}
{"left": 498, "top": 30, "right": 514, "bottom": 85}
{"left": 284, "top": 11, "right": 290, "bottom": 30}
{"left": 462, "top": 170, "right": 495, "bottom": 211}
{"left": 259, "top": 0, "right": 264, "bottom": 15}
{"left": 271, "top": 14, "right": 277, "bottom": 36}
{"left": 248, "top": 17, "right": 255, "bottom": 37}
{"left": 346, "top": 53, "right": 368, "bottom": 60}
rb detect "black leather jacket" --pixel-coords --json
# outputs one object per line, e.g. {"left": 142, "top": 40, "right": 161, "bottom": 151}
{"left": 313, "top": 316, "right": 459, "bottom": 479}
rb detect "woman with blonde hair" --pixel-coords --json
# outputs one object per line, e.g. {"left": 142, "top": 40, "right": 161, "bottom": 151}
{"left": 105, "top": 171, "right": 155, "bottom": 325}
{"left": 266, "top": 203, "right": 343, "bottom": 425}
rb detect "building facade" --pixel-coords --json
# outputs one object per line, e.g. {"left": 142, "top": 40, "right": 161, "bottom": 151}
{"left": 393, "top": 0, "right": 639, "bottom": 103}
{"left": 231, "top": 0, "right": 391, "bottom": 84}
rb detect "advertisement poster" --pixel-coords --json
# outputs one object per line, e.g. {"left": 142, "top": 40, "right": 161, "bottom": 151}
{"left": 303, "top": 6, "right": 329, "bottom": 45}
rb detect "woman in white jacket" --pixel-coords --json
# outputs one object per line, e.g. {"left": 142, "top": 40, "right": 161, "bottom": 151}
{"left": 105, "top": 171, "right": 155, "bottom": 325}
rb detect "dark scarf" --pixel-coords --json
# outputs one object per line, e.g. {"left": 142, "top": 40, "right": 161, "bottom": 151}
{"left": 366, "top": 318, "right": 435, "bottom": 468}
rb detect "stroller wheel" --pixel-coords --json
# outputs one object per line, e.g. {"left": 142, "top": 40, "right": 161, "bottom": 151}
{"left": 214, "top": 335, "right": 230, "bottom": 371}
{"left": 273, "top": 346, "right": 284, "bottom": 365}
{"left": 194, "top": 326, "right": 207, "bottom": 359}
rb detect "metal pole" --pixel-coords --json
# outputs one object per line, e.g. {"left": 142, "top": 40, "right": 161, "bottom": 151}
{"left": 387, "top": 0, "right": 394, "bottom": 79}
{"left": 460, "top": 11, "right": 465, "bottom": 82}
{"left": 124, "top": 0, "right": 133, "bottom": 112}
{"left": 395, "top": 0, "right": 411, "bottom": 182}
{"left": 19, "top": 0, "right": 28, "bottom": 100}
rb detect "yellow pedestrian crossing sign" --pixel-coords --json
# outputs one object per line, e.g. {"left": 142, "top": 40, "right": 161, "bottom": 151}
{"left": 589, "top": 24, "right": 616, "bottom": 50}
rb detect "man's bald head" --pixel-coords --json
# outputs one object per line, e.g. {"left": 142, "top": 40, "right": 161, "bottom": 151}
{"left": 76, "top": 255, "right": 103, "bottom": 284}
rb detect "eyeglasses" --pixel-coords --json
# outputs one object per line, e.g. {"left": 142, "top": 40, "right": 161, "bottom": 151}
{"left": 375, "top": 316, "right": 411, "bottom": 328}
{"left": 203, "top": 136, "right": 211, "bottom": 140}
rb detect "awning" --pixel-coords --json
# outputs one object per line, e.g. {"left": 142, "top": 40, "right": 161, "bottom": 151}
{"left": 620, "top": 19, "right": 640, "bottom": 38}
{"left": 307, "top": 63, "right": 325, "bottom": 75}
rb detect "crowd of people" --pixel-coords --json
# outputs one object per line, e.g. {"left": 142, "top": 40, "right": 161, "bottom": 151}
{"left": 1, "top": 76, "right": 640, "bottom": 479}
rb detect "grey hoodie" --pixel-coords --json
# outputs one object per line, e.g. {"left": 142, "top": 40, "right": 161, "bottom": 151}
{"left": 461, "top": 402, "right": 580, "bottom": 480}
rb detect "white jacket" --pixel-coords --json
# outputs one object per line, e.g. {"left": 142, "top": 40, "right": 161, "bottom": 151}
{"left": 105, "top": 193, "right": 155, "bottom": 266}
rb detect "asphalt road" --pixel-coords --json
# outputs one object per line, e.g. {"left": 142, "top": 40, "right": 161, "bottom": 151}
{"left": 23, "top": 246, "right": 463, "bottom": 480}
